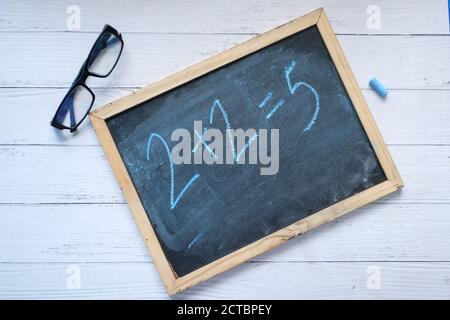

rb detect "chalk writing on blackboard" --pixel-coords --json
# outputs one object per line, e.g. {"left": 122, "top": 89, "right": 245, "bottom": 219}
{"left": 145, "top": 59, "right": 320, "bottom": 209}
{"left": 146, "top": 133, "right": 200, "bottom": 210}
{"left": 99, "top": 17, "right": 399, "bottom": 289}
{"left": 284, "top": 60, "right": 320, "bottom": 131}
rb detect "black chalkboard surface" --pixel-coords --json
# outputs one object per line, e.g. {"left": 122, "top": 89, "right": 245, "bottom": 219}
{"left": 91, "top": 9, "right": 402, "bottom": 295}
{"left": 107, "top": 25, "right": 385, "bottom": 275}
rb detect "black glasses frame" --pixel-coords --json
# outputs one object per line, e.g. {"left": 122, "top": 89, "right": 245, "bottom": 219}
{"left": 50, "top": 24, "right": 124, "bottom": 132}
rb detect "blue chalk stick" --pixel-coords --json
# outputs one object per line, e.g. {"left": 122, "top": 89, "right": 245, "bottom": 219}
{"left": 369, "top": 78, "right": 388, "bottom": 97}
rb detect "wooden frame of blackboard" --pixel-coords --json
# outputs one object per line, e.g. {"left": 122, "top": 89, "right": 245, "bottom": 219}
{"left": 89, "top": 8, "right": 403, "bottom": 295}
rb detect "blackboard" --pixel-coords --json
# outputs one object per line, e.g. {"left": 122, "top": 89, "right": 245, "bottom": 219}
{"left": 91, "top": 8, "right": 402, "bottom": 295}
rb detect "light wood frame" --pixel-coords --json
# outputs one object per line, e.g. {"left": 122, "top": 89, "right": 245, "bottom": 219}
{"left": 89, "top": 8, "right": 403, "bottom": 295}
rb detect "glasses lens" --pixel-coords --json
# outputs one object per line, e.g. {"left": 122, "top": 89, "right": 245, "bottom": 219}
{"left": 56, "top": 85, "right": 94, "bottom": 129}
{"left": 87, "top": 31, "right": 122, "bottom": 76}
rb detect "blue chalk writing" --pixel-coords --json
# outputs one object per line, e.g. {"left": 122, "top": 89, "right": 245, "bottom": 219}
{"left": 284, "top": 60, "right": 320, "bottom": 132}
{"left": 144, "top": 58, "right": 322, "bottom": 210}
{"left": 147, "top": 133, "right": 200, "bottom": 210}
{"left": 210, "top": 99, "right": 259, "bottom": 162}
{"left": 258, "top": 92, "right": 273, "bottom": 109}
{"left": 209, "top": 99, "right": 236, "bottom": 159}
{"left": 299, "top": 83, "right": 320, "bottom": 131}
{"left": 265, "top": 99, "right": 286, "bottom": 120}
{"left": 194, "top": 129, "right": 218, "bottom": 159}
{"left": 235, "top": 133, "right": 258, "bottom": 162}
{"left": 192, "top": 127, "right": 208, "bottom": 153}
{"left": 187, "top": 232, "right": 203, "bottom": 250}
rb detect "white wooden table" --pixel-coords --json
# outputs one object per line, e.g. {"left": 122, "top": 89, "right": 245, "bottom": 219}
{"left": 0, "top": 0, "right": 449, "bottom": 299}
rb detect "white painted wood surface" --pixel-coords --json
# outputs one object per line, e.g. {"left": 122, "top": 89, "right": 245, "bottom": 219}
{"left": 0, "top": 0, "right": 449, "bottom": 299}
{"left": 2, "top": 33, "right": 450, "bottom": 89}
{"left": 0, "top": 0, "right": 448, "bottom": 34}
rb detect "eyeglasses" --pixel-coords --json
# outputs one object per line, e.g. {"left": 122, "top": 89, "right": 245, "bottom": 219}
{"left": 51, "top": 24, "right": 124, "bottom": 132}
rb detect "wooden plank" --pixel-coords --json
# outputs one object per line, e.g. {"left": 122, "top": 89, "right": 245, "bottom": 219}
{"left": 1, "top": 203, "right": 449, "bottom": 264}
{"left": 91, "top": 8, "right": 322, "bottom": 119}
{"left": 0, "top": 145, "right": 448, "bottom": 204}
{"left": 0, "top": 88, "right": 131, "bottom": 145}
{"left": 0, "top": 0, "right": 447, "bottom": 35}
{"left": 0, "top": 261, "right": 449, "bottom": 299}
{"left": 0, "top": 33, "right": 449, "bottom": 89}
{"left": 1, "top": 88, "right": 449, "bottom": 146}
